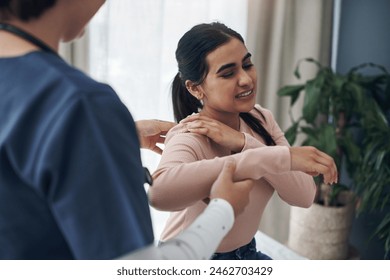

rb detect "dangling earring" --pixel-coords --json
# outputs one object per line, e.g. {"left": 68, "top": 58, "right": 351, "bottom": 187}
{"left": 197, "top": 96, "right": 204, "bottom": 106}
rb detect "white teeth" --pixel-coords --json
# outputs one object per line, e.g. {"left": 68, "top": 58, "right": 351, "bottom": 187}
{"left": 236, "top": 90, "right": 252, "bottom": 98}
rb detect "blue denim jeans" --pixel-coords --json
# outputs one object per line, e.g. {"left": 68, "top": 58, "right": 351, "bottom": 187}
{"left": 211, "top": 238, "right": 272, "bottom": 260}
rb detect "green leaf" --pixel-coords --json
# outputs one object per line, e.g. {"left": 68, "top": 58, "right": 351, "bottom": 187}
{"left": 319, "top": 124, "right": 338, "bottom": 159}
{"left": 302, "top": 80, "right": 322, "bottom": 123}
{"left": 345, "top": 81, "right": 365, "bottom": 113}
{"left": 300, "top": 126, "right": 317, "bottom": 138}
{"left": 339, "top": 132, "right": 362, "bottom": 175}
{"left": 300, "top": 124, "right": 338, "bottom": 160}
{"left": 349, "top": 62, "right": 390, "bottom": 75}
{"left": 293, "top": 57, "right": 322, "bottom": 79}
{"left": 277, "top": 85, "right": 304, "bottom": 106}
{"left": 284, "top": 121, "right": 299, "bottom": 145}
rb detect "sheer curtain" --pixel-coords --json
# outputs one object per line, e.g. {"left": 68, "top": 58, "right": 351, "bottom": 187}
{"left": 86, "top": 0, "right": 248, "bottom": 239}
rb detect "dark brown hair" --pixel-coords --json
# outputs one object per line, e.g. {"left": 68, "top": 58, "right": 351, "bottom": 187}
{"left": 0, "top": 0, "right": 56, "bottom": 21}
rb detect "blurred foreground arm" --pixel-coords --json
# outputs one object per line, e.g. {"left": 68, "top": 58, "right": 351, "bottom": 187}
{"left": 119, "top": 160, "right": 253, "bottom": 260}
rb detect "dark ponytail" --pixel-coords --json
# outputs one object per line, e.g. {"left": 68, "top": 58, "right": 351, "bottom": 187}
{"left": 172, "top": 73, "right": 202, "bottom": 122}
{"left": 240, "top": 112, "right": 276, "bottom": 146}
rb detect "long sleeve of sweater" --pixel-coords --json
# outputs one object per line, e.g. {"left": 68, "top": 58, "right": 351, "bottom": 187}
{"left": 149, "top": 105, "right": 316, "bottom": 211}
{"left": 149, "top": 133, "right": 291, "bottom": 211}
{"left": 241, "top": 106, "right": 316, "bottom": 207}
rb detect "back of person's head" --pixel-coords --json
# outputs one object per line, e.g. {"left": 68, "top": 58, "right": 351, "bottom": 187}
{"left": 172, "top": 22, "right": 244, "bottom": 122}
{"left": 0, "top": 0, "right": 56, "bottom": 21}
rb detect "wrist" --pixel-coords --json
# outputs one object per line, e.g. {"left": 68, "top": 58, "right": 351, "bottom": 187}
{"left": 231, "top": 132, "right": 245, "bottom": 153}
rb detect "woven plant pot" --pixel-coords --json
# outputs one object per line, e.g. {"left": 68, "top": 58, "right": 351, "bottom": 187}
{"left": 287, "top": 191, "right": 355, "bottom": 259}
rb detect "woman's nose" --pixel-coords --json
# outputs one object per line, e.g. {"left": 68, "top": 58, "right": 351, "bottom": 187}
{"left": 238, "top": 70, "right": 253, "bottom": 87}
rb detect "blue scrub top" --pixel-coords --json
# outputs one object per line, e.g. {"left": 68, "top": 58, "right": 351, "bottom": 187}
{"left": 0, "top": 51, "right": 154, "bottom": 259}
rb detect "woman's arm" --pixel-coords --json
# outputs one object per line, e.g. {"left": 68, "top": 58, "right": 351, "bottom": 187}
{"left": 149, "top": 132, "right": 291, "bottom": 211}
{"left": 242, "top": 106, "right": 316, "bottom": 207}
{"left": 242, "top": 137, "right": 316, "bottom": 207}
{"left": 149, "top": 107, "right": 337, "bottom": 211}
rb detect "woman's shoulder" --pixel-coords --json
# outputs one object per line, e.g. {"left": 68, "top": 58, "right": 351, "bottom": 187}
{"left": 165, "top": 123, "right": 188, "bottom": 142}
{"left": 249, "top": 104, "right": 276, "bottom": 122}
{"left": 165, "top": 122, "right": 209, "bottom": 144}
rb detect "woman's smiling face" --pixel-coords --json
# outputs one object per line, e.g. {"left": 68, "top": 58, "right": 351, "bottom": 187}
{"left": 197, "top": 37, "right": 257, "bottom": 118}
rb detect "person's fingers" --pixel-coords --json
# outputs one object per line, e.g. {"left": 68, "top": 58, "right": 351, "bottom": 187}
{"left": 310, "top": 162, "right": 337, "bottom": 184}
{"left": 185, "top": 120, "right": 203, "bottom": 129}
{"left": 179, "top": 113, "right": 200, "bottom": 123}
{"left": 180, "top": 114, "right": 220, "bottom": 124}
{"left": 185, "top": 120, "right": 213, "bottom": 135}
{"left": 235, "top": 179, "right": 255, "bottom": 193}
{"left": 314, "top": 150, "right": 338, "bottom": 177}
{"left": 157, "top": 120, "right": 176, "bottom": 133}
{"left": 219, "top": 158, "right": 236, "bottom": 181}
{"left": 187, "top": 127, "right": 209, "bottom": 135}
{"left": 151, "top": 145, "right": 163, "bottom": 155}
{"left": 290, "top": 146, "right": 338, "bottom": 184}
{"left": 185, "top": 120, "right": 214, "bottom": 128}
{"left": 313, "top": 150, "right": 338, "bottom": 183}
{"left": 137, "top": 120, "right": 175, "bottom": 137}
{"left": 306, "top": 171, "right": 320, "bottom": 177}
{"left": 310, "top": 164, "right": 331, "bottom": 183}
{"left": 209, "top": 159, "right": 255, "bottom": 217}
{"left": 155, "top": 136, "right": 166, "bottom": 144}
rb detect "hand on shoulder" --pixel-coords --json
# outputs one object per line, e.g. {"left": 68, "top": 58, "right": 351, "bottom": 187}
{"left": 180, "top": 114, "right": 245, "bottom": 153}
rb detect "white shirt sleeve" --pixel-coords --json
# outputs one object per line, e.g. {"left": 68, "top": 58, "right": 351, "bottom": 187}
{"left": 118, "top": 198, "right": 234, "bottom": 260}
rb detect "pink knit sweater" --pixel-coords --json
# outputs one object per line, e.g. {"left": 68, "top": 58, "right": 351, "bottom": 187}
{"left": 149, "top": 104, "right": 316, "bottom": 253}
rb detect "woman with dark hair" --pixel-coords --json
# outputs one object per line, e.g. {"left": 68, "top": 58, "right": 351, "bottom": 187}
{"left": 0, "top": 1, "right": 255, "bottom": 260}
{"left": 149, "top": 22, "right": 338, "bottom": 260}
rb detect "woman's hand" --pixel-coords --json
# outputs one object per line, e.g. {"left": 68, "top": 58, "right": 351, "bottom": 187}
{"left": 135, "top": 119, "right": 176, "bottom": 154}
{"left": 289, "top": 146, "right": 338, "bottom": 184}
{"left": 181, "top": 114, "right": 245, "bottom": 153}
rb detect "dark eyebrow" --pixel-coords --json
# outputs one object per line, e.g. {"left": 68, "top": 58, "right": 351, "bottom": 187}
{"left": 243, "top": 52, "right": 252, "bottom": 61}
{"left": 216, "top": 52, "right": 252, "bottom": 74}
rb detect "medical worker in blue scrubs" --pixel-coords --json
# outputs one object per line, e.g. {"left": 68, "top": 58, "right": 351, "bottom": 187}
{"left": 0, "top": 0, "right": 254, "bottom": 259}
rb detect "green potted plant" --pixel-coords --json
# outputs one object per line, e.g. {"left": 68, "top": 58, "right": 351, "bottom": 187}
{"left": 277, "top": 58, "right": 390, "bottom": 259}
